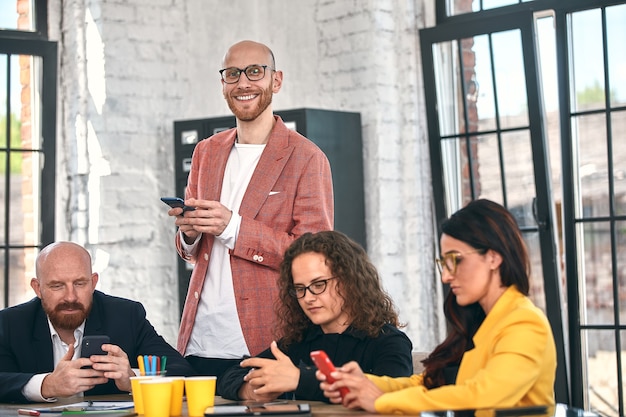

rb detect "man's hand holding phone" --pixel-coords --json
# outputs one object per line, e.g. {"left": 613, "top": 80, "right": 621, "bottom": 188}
{"left": 80, "top": 335, "right": 110, "bottom": 368}
{"left": 161, "top": 197, "right": 196, "bottom": 215}
{"left": 80, "top": 336, "right": 134, "bottom": 392}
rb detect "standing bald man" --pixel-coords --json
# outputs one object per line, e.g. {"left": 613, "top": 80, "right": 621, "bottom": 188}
{"left": 165, "top": 40, "right": 334, "bottom": 380}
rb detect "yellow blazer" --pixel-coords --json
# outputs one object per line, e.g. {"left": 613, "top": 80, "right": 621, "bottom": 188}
{"left": 368, "top": 286, "right": 556, "bottom": 414}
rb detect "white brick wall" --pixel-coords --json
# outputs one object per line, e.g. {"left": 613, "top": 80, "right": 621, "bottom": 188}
{"left": 47, "top": 0, "right": 443, "bottom": 352}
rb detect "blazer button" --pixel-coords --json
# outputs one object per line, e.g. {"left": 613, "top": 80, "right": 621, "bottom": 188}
{"left": 257, "top": 256, "right": 264, "bottom": 263}
{"left": 253, "top": 255, "right": 259, "bottom": 261}
{"left": 194, "top": 291, "right": 199, "bottom": 299}
{"left": 204, "top": 253, "right": 209, "bottom": 261}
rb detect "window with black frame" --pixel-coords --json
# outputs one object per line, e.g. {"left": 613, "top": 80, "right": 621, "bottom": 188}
{"left": 0, "top": 0, "right": 56, "bottom": 309}
{"left": 427, "top": 0, "right": 626, "bottom": 415}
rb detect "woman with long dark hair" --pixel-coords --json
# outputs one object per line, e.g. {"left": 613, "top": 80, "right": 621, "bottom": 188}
{"left": 218, "top": 230, "right": 413, "bottom": 402}
{"left": 317, "top": 199, "right": 557, "bottom": 414}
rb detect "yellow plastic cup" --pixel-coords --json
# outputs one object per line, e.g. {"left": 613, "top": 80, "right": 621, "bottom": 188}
{"left": 140, "top": 378, "right": 173, "bottom": 417}
{"left": 130, "top": 375, "right": 156, "bottom": 414}
{"left": 166, "top": 377, "right": 185, "bottom": 416}
{"left": 185, "top": 376, "right": 216, "bottom": 417}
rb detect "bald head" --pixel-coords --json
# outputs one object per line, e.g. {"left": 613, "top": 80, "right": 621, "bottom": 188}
{"left": 222, "top": 40, "right": 276, "bottom": 69}
{"left": 35, "top": 241, "right": 93, "bottom": 279}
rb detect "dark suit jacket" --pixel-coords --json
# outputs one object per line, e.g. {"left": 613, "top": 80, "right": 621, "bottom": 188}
{"left": 0, "top": 290, "right": 195, "bottom": 403}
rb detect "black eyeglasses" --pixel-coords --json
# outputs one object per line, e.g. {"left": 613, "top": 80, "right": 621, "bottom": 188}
{"left": 219, "top": 64, "right": 274, "bottom": 84}
{"left": 435, "top": 249, "right": 485, "bottom": 275}
{"left": 289, "top": 277, "right": 337, "bottom": 299}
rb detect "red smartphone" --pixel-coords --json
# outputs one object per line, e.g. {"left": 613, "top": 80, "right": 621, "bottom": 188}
{"left": 310, "top": 350, "right": 350, "bottom": 398}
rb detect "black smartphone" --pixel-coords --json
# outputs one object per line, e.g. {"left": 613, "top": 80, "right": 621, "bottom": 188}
{"left": 160, "top": 197, "right": 195, "bottom": 212}
{"left": 80, "top": 335, "right": 109, "bottom": 368}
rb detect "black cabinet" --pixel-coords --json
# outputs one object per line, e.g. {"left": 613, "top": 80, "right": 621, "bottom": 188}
{"left": 172, "top": 108, "right": 366, "bottom": 313}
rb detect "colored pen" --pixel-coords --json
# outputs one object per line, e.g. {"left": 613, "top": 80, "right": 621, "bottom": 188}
{"left": 143, "top": 355, "right": 150, "bottom": 376}
{"left": 156, "top": 355, "right": 160, "bottom": 375}
{"left": 18, "top": 409, "right": 41, "bottom": 416}
{"left": 161, "top": 355, "right": 167, "bottom": 373}
{"left": 137, "top": 355, "right": 146, "bottom": 376}
{"left": 151, "top": 355, "right": 157, "bottom": 375}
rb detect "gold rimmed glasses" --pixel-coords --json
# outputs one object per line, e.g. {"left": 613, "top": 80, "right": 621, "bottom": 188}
{"left": 435, "top": 249, "right": 485, "bottom": 275}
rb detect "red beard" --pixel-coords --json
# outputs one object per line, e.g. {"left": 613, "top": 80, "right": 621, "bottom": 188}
{"left": 44, "top": 301, "right": 91, "bottom": 331}
{"left": 225, "top": 84, "right": 274, "bottom": 122}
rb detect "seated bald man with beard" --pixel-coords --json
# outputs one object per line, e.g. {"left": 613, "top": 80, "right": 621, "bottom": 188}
{"left": 0, "top": 241, "right": 194, "bottom": 403}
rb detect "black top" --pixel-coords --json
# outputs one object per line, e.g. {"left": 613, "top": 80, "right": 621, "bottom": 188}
{"left": 218, "top": 323, "right": 413, "bottom": 402}
{"left": 0, "top": 291, "right": 196, "bottom": 403}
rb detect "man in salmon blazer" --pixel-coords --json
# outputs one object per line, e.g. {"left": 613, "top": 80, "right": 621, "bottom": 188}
{"left": 165, "top": 40, "right": 334, "bottom": 383}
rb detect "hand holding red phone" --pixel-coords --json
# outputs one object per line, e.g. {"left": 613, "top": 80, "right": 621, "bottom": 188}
{"left": 310, "top": 350, "right": 350, "bottom": 398}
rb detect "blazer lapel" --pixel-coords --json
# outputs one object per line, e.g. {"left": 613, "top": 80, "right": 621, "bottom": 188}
{"left": 31, "top": 303, "right": 55, "bottom": 371}
{"left": 84, "top": 291, "right": 105, "bottom": 335}
{"left": 202, "top": 130, "right": 237, "bottom": 201}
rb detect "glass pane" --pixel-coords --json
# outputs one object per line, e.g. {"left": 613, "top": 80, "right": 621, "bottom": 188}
{"left": 441, "top": 137, "right": 470, "bottom": 213}
{"left": 0, "top": 249, "right": 4, "bottom": 307}
{"left": 1, "top": 54, "right": 6, "bottom": 114}
{"left": 523, "top": 230, "right": 546, "bottom": 312}
{"left": 10, "top": 151, "right": 38, "bottom": 246}
{"left": 580, "top": 221, "right": 614, "bottom": 326}
{"left": 618, "top": 221, "right": 626, "bottom": 314}
{"left": 448, "top": 0, "right": 533, "bottom": 15}
{"left": 0, "top": 0, "right": 34, "bottom": 31}
{"left": 22, "top": 55, "right": 43, "bottom": 151}
{"left": 573, "top": 114, "right": 609, "bottom": 218}
{"left": 475, "top": 133, "right": 503, "bottom": 203}
{"left": 501, "top": 130, "right": 535, "bottom": 216}
{"left": 606, "top": 4, "right": 626, "bottom": 109}
{"left": 492, "top": 30, "right": 529, "bottom": 129}
{"left": 433, "top": 40, "right": 463, "bottom": 137}
{"left": 8, "top": 246, "right": 37, "bottom": 306}
{"left": 569, "top": 9, "right": 606, "bottom": 113}
{"left": 536, "top": 16, "right": 559, "bottom": 114}
{"left": 615, "top": 111, "right": 626, "bottom": 216}
{"left": 447, "top": 0, "right": 473, "bottom": 16}
{"left": 584, "top": 330, "right": 619, "bottom": 417}
{"left": 0, "top": 152, "right": 5, "bottom": 242}
{"left": 0, "top": 0, "right": 19, "bottom": 30}
{"left": 473, "top": 34, "right": 497, "bottom": 132}
{"left": 478, "top": 0, "right": 519, "bottom": 11}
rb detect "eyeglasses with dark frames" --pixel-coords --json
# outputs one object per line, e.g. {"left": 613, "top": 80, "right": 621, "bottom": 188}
{"left": 219, "top": 64, "right": 274, "bottom": 84}
{"left": 435, "top": 249, "right": 486, "bottom": 275}
{"left": 289, "top": 277, "right": 337, "bottom": 299}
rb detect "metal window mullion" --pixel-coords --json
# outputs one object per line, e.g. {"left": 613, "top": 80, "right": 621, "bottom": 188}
{"left": 3, "top": 53, "right": 11, "bottom": 308}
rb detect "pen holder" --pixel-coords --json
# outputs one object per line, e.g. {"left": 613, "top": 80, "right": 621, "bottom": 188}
{"left": 137, "top": 355, "right": 168, "bottom": 376}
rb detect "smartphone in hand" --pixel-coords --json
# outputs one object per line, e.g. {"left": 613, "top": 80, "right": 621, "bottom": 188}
{"left": 310, "top": 350, "right": 350, "bottom": 398}
{"left": 80, "top": 335, "right": 110, "bottom": 368}
{"left": 160, "top": 197, "right": 195, "bottom": 213}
